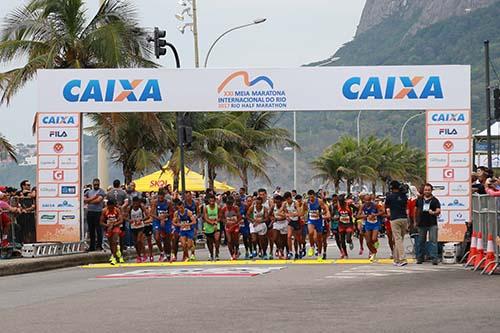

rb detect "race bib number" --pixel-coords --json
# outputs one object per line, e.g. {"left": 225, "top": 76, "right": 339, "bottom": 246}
{"left": 309, "top": 210, "right": 320, "bottom": 220}
{"left": 181, "top": 221, "right": 190, "bottom": 231}
{"left": 423, "top": 202, "right": 430, "bottom": 212}
{"left": 339, "top": 214, "right": 350, "bottom": 224}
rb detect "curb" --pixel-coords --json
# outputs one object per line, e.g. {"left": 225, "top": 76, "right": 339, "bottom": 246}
{"left": 0, "top": 242, "right": 207, "bottom": 277}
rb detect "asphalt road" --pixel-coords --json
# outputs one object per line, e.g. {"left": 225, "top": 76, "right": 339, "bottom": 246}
{"left": 1, "top": 239, "right": 499, "bottom": 333}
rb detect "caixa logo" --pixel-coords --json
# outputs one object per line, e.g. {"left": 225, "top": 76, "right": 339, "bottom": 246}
{"left": 63, "top": 79, "right": 162, "bottom": 102}
{"left": 342, "top": 76, "right": 443, "bottom": 100}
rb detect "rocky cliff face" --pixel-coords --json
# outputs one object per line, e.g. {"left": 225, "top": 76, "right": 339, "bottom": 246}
{"left": 356, "top": 0, "right": 497, "bottom": 36}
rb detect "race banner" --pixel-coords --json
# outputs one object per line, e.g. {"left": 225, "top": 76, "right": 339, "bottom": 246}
{"left": 38, "top": 65, "right": 470, "bottom": 113}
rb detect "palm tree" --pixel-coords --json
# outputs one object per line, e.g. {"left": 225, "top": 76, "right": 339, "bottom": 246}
{"left": 0, "top": 133, "right": 17, "bottom": 162}
{"left": 311, "top": 146, "right": 346, "bottom": 193}
{"left": 0, "top": 0, "right": 156, "bottom": 104}
{"left": 87, "top": 113, "right": 168, "bottom": 184}
{"left": 226, "top": 112, "right": 297, "bottom": 191}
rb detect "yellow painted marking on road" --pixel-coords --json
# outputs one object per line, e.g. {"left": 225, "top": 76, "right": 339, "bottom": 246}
{"left": 81, "top": 258, "right": 414, "bottom": 268}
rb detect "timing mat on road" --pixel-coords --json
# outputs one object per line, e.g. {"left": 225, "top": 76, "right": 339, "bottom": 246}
{"left": 81, "top": 258, "right": 415, "bottom": 269}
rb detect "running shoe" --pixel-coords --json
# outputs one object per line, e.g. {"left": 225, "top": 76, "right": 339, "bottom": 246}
{"left": 287, "top": 253, "right": 293, "bottom": 260}
{"left": 369, "top": 253, "right": 377, "bottom": 262}
{"left": 110, "top": 256, "right": 117, "bottom": 265}
{"left": 252, "top": 251, "right": 258, "bottom": 259}
{"left": 374, "top": 241, "right": 380, "bottom": 249}
{"left": 244, "top": 252, "right": 250, "bottom": 260}
{"left": 149, "top": 256, "right": 154, "bottom": 262}
{"left": 159, "top": 254, "right": 165, "bottom": 262}
{"left": 166, "top": 255, "right": 171, "bottom": 262}
{"left": 108, "top": 255, "right": 114, "bottom": 263}
{"left": 294, "top": 253, "right": 299, "bottom": 260}
{"left": 322, "top": 253, "right": 327, "bottom": 260}
{"left": 142, "top": 255, "right": 147, "bottom": 262}
{"left": 349, "top": 242, "right": 354, "bottom": 251}
{"left": 209, "top": 255, "right": 214, "bottom": 261}
{"left": 398, "top": 262, "right": 408, "bottom": 267}
{"left": 317, "top": 256, "right": 324, "bottom": 262}
{"left": 359, "top": 249, "right": 364, "bottom": 256}
{"left": 215, "top": 255, "right": 220, "bottom": 261}
{"left": 184, "top": 257, "right": 190, "bottom": 262}
{"left": 171, "top": 256, "right": 177, "bottom": 262}
{"left": 307, "top": 247, "right": 314, "bottom": 257}
{"left": 190, "top": 254, "right": 196, "bottom": 261}
{"left": 275, "top": 250, "right": 279, "bottom": 258}
{"left": 315, "top": 250, "right": 319, "bottom": 256}
{"left": 269, "top": 254, "right": 274, "bottom": 260}
{"left": 136, "top": 256, "right": 142, "bottom": 263}
{"left": 118, "top": 256, "right": 125, "bottom": 263}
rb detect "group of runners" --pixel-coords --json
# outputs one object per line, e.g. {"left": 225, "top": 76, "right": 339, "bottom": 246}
{"left": 100, "top": 187, "right": 394, "bottom": 265}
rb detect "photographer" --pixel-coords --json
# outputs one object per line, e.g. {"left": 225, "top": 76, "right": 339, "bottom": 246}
{"left": 385, "top": 181, "right": 409, "bottom": 267}
{"left": 415, "top": 183, "right": 441, "bottom": 265}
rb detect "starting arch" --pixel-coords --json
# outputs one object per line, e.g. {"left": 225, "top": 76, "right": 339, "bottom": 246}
{"left": 36, "top": 65, "right": 471, "bottom": 242}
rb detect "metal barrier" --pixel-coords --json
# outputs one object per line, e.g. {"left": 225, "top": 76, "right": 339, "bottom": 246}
{"left": 21, "top": 241, "right": 87, "bottom": 258}
{"left": 465, "top": 194, "right": 500, "bottom": 275}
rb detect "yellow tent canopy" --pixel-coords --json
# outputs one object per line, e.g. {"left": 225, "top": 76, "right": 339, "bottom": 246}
{"left": 133, "top": 165, "right": 235, "bottom": 193}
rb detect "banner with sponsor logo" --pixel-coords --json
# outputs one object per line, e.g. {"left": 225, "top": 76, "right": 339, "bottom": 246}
{"left": 36, "top": 113, "right": 81, "bottom": 242}
{"left": 37, "top": 66, "right": 470, "bottom": 243}
{"left": 38, "top": 65, "right": 470, "bottom": 113}
{"left": 426, "top": 110, "right": 470, "bottom": 241}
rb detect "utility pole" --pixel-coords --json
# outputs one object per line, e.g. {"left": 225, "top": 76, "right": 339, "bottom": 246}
{"left": 192, "top": 0, "right": 200, "bottom": 68}
{"left": 485, "top": 40, "right": 492, "bottom": 170}
{"left": 97, "top": 0, "right": 109, "bottom": 188}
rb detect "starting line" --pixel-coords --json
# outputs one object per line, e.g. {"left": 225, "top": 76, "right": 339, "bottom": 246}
{"left": 82, "top": 258, "right": 416, "bottom": 269}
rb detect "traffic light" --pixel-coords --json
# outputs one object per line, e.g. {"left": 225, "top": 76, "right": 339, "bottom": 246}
{"left": 153, "top": 27, "right": 167, "bottom": 59}
{"left": 494, "top": 87, "right": 500, "bottom": 120}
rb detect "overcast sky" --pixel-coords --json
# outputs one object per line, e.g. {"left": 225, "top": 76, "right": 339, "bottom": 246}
{"left": 0, "top": 0, "right": 366, "bottom": 143}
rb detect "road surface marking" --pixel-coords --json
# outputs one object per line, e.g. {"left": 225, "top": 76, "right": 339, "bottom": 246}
{"left": 326, "top": 264, "right": 461, "bottom": 279}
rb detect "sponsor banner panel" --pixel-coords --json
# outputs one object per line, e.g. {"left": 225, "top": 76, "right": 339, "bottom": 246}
{"left": 427, "top": 109, "right": 470, "bottom": 242}
{"left": 38, "top": 198, "right": 80, "bottom": 211}
{"left": 438, "top": 196, "right": 469, "bottom": 210}
{"left": 38, "top": 113, "right": 80, "bottom": 127}
{"left": 38, "top": 66, "right": 470, "bottom": 113}
{"left": 431, "top": 182, "right": 449, "bottom": 197}
{"left": 38, "top": 169, "right": 79, "bottom": 183}
{"left": 427, "top": 139, "right": 469, "bottom": 154}
{"left": 37, "top": 112, "right": 81, "bottom": 242}
{"left": 38, "top": 141, "right": 79, "bottom": 155}
{"left": 426, "top": 110, "right": 470, "bottom": 125}
{"left": 427, "top": 154, "right": 448, "bottom": 167}
{"left": 428, "top": 167, "right": 470, "bottom": 182}
{"left": 38, "top": 127, "right": 79, "bottom": 141}
{"left": 427, "top": 124, "right": 469, "bottom": 139}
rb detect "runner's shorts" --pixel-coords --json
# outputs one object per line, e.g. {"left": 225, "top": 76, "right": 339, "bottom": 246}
{"left": 153, "top": 220, "right": 172, "bottom": 236}
{"left": 365, "top": 221, "right": 380, "bottom": 232}
{"left": 288, "top": 220, "right": 301, "bottom": 231}
{"left": 251, "top": 222, "right": 267, "bottom": 236}
{"left": 273, "top": 220, "right": 288, "bottom": 235}
{"left": 338, "top": 223, "right": 354, "bottom": 234}
{"left": 225, "top": 223, "right": 240, "bottom": 234}
{"left": 143, "top": 225, "right": 153, "bottom": 236}
{"left": 131, "top": 227, "right": 144, "bottom": 237}
{"left": 106, "top": 226, "right": 124, "bottom": 239}
{"left": 307, "top": 219, "right": 323, "bottom": 233}
{"left": 239, "top": 224, "right": 250, "bottom": 237}
{"left": 180, "top": 229, "right": 194, "bottom": 239}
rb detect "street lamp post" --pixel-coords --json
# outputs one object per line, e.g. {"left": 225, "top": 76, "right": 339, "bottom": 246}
{"left": 400, "top": 112, "right": 425, "bottom": 144}
{"left": 203, "top": 18, "right": 267, "bottom": 68}
{"left": 356, "top": 110, "right": 362, "bottom": 146}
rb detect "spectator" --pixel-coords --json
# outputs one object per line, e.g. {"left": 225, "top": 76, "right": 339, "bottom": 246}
{"left": 0, "top": 191, "right": 21, "bottom": 246}
{"left": 84, "top": 178, "right": 106, "bottom": 251}
{"left": 385, "top": 181, "right": 408, "bottom": 267}
{"left": 485, "top": 178, "right": 500, "bottom": 196}
{"left": 415, "top": 183, "right": 441, "bottom": 265}
{"left": 16, "top": 180, "right": 36, "bottom": 243}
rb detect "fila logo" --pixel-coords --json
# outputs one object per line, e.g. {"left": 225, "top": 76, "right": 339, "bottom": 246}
{"left": 63, "top": 79, "right": 162, "bottom": 102}
{"left": 342, "top": 76, "right": 443, "bottom": 100}
{"left": 49, "top": 130, "right": 68, "bottom": 138}
{"left": 438, "top": 128, "right": 458, "bottom": 135}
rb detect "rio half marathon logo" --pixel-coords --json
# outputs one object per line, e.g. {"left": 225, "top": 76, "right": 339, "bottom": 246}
{"left": 217, "top": 71, "right": 287, "bottom": 110}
